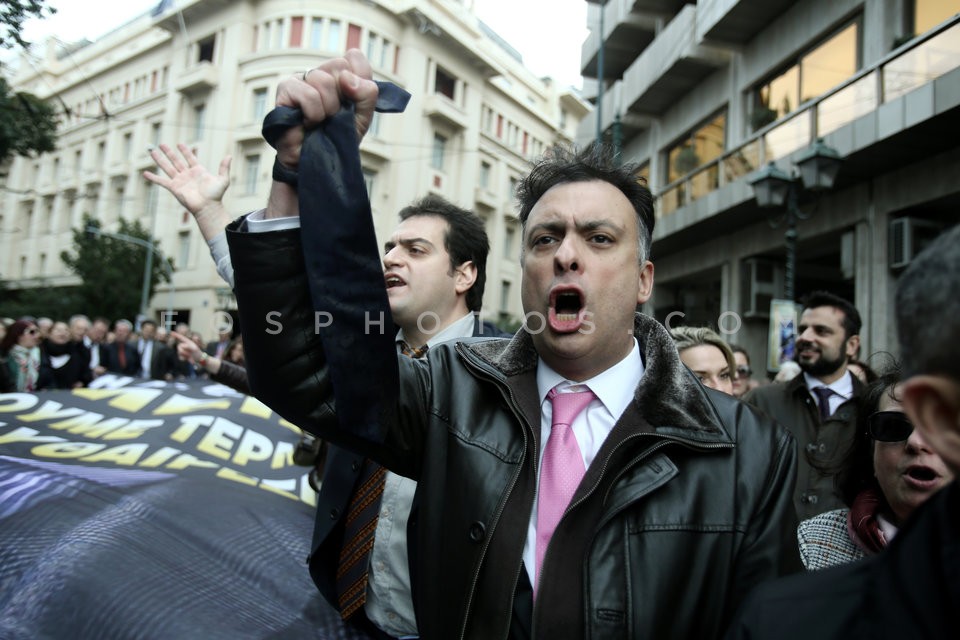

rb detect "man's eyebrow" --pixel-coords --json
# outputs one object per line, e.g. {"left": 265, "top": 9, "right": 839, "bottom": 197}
{"left": 384, "top": 237, "right": 435, "bottom": 251}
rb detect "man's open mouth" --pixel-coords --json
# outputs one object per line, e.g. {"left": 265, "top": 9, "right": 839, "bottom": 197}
{"left": 385, "top": 275, "right": 406, "bottom": 289}
{"left": 548, "top": 288, "right": 586, "bottom": 332}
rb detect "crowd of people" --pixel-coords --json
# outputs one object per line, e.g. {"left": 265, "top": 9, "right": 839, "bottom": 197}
{"left": 0, "top": 313, "right": 245, "bottom": 393}
{"left": 4, "top": 47, "right": 956, "bottom": 640}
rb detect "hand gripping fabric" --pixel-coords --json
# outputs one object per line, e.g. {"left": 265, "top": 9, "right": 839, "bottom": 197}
{"left": 261, "top": 81, "right": 411, "bottom": 445}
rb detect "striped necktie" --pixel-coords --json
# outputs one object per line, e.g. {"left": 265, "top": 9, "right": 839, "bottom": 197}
{"left": 335, "top": 341, "right": 428, "bottom": 620}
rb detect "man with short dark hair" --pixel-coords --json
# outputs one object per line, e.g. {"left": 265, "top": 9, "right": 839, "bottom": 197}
{"left": 228, "top": 50, "right": 799, "bottom": 639}
{"left": 745, "top": 290, "right": 865, "bottom": 519}
{"left": 145, "top": 143, "right": 497, "bottom": 639}
{"left": 725, "top": 224, "right": 960, "bottom": 640}
{"left": 137, "top": 319, "right": 176, "bottom": 380}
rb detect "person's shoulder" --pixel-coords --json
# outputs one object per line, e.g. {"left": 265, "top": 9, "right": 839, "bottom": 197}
{"left": 727, "top": 559, "right": 871, "bottom": 638}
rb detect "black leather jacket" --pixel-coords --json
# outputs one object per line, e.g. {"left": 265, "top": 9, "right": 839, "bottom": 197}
{"left": 229, "top": 224, "right": 801, "bottom": 640}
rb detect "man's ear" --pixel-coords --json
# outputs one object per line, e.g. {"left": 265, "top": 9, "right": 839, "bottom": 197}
{"left": 844, "top": 334, "right": 860, "bottom": 359}
{"left": 901, "top": 375, "right": 960, "bottom": 474}
{"left": 636, "top": 261, "right": 655, "bottom": 305}
{"left": 454, "top": 261, "right": 477, "bottom": 295}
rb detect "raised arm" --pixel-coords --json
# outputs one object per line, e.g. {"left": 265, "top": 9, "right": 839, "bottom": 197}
{"left": 144, "top": 144, "right": 235, "bottom": 286}
{"left": 143, "top": 144, "right": 232, "bottom": 241}
{"left": 264, "top": 49, "right": 379, "bottom": 219}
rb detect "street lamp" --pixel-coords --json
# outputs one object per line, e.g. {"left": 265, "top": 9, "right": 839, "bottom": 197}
{"left": 86, "top": 226, "right": 175, "bottom": 322}
{"left": 749, "top": 139, "right": 843, "bottom": 302}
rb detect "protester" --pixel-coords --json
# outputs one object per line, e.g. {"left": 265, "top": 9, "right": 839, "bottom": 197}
{"left": 670, "top": 325, "right": 736, "bottom": 394}
{"left": 725, "top": 224, "right": 960, "bottom": 640}
{"left": 38, "top": 320, "right": 91, "bottom": 389}
{"left": 101, "top": 319, "right": 139, "bottom": 376}
{"left": 745, "top": 291, "right": 865, "bottom": 519}
{"left": 1, "top": 319, "right": 41, "bottom": 392}
{"left": 730, "top": 344, "right": 760, "bottom": 398}
{"left": 227, "top": 50, "right": 799, "bottom": 639}
{"left": 797, "top": 367, "right": 953, "bottom": 569}
{"left": 171, "top": 330, "right": 250, "bottom": 395}
{"left": 146, "top": 141, "right": 503, "bottom": 639}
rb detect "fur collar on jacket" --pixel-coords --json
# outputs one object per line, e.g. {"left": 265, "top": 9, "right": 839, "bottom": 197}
{"left": 464, "top": 313, "right": 724, "bottom": 435}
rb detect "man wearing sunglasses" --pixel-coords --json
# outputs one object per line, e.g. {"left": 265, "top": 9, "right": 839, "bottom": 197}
{"left": 726, "top": 224, "right": 960, "bottom": 640}
{"left": 745, "top": 291, "right": 865, "bottom": 520}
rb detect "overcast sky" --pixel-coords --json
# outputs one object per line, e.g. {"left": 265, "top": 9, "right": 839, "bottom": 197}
{"left": 13, "top": 0, "right": 588, "bottom": 88}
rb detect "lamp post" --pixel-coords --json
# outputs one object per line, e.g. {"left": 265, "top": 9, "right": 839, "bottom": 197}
{"left": 595, "top": 0, "right": 608, "bottom": 144}
{"left": 748, "top": 139, "right": 842, "bottom": 302}
{"left": 86, "top": 226, "right": 175, "bottom": 322}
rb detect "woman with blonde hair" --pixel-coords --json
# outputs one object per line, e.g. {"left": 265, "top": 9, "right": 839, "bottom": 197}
{"left": 670, "top": 325, "right": 737, "bottom": 394}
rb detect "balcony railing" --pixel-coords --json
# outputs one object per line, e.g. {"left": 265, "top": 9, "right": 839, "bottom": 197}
{"left": 657, "top": 16, "right": 960, "bottom": 217}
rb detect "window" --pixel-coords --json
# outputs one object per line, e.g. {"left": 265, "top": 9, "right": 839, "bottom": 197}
{"left": 914, "top": 0, "right": 959, "bottom": 35}
{"left": 326, "top": 20, "right": 341, "bottom": 50}
{"left": 435, "top": 66, "right": 456, "bottom": 100}
{"left": 496, "top": 114, "right": 503, "bottom": 138}
{"left": 193, "top": 104, "right": 206, "bottom": 141}
{"left": 479, "top": 161, "right": 491, "bottom": 188}
{"left": 367, "top": 33, "right": 380, "bottom": 64}
{"left": 363, "top": 168, "right": 376, "bottom": 199}
{"left": 500, "top": 280, "right": 512, "bottom": 313}
{"left": 431, "top": 133, "right": 447, "bottom": 171}
{"left": 151, "top": 122, "right": 162, "bottom": 146}
{"left": 347, "top": 23, "right": 361, "bottom": 49}
{"left": 198, "top": 35, "right": 215, "bottom": 63}
{"left": 122, "top": 132, "right": 133, "bottom": 160}
{"left": 508, "top": 176, "right": 518, "bottom": 199}
{"left": 310, "top": 18, "right": 323, "bottom": 48}
{"left": 52, "top": 157, "right": 60, "bottom": 182}
{"left": 97, "top": 141, "right": 106, "bottom": 165}
{"left": 665, "top": 111, "right": 726, "bottom": 183}
{"left": 114, "top": 181, "right": 125, "bottom": 220}
{"left": 74, "top": 149, "right": 82, "bottom": 174}
{"left": 367, "top": 112, "right": 381, "bottom": 137}
{"left": 178, "top": 230, "right": 191, "bottom": 268}
{"left": 252, "top": 88, "right": 268, "bottom": 122}
{"left": 262, "top": 22, "right": 271, "bottom": 49}
{"left": 503, "top": 223, "right": 515, "bottom": 258}
{"left": 39, "top": 253, "right": 47, "bottom": 274}
{"left": 244, "top": 154, "right": 260, "bottom": 195}
{"left": 753, "top": 21, "right": 859, "bottom": 128}
{"left": 273, "top": 20, "right": 284, "bottom": 49}
{"left": 290, "top": 16, "right": 303, "bottom": 47}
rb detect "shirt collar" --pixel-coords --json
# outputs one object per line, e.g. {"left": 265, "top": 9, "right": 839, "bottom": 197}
{"left": 396, "top": 312, "right": 476, "bottom": 350}
{"left": 536, "top": 338, "right": 644, "bottom": 418}
{"left": 804, "top": 370, "right": 854, "bottom": 399}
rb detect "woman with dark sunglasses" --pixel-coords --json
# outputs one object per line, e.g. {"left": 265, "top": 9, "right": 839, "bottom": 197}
{"left": 796, "top": 366, "right": 953, "bottom": 569}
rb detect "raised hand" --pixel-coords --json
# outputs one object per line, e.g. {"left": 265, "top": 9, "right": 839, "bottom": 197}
{"left": 271, "top": 48, "right": 378, "bottom": 170}
{"left": 143, "top": 143, "right": 232, "bottom": 240}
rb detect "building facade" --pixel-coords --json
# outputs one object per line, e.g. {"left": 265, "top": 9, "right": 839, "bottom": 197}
{"left": 581, "top": 0, "right": 960, "bottom": 373}
{"left": 1, "top": 0, "right": 589, "bottom": 335}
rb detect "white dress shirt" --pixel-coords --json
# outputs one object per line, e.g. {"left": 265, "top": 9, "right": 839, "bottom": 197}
{"left": 138, "top": 339, "right": 153, "bottom": 378}
{"left": 365, "top": 311, "right": 476, "bottom": 638}
{"left": 804, "top": 370, "right": 854, "bottom": 417}
{"left": 523, "top": 339, "right": 645, "bottom": 588}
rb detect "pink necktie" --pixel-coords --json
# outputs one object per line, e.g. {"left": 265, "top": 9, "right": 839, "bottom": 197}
{"left": 535, "top": 386, "right": 595, "bottom": 588}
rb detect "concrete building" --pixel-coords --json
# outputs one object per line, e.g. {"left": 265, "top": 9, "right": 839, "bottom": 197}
{"left": 581, "top": 0, "right": 960, "bottom": 374}
{"left": 1, "top": 0, "right": 589, "bottom": 336}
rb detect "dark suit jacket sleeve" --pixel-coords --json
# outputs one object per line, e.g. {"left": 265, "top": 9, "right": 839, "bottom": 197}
{"left": 227, "top": 220, "right": 413, "bottom": 476}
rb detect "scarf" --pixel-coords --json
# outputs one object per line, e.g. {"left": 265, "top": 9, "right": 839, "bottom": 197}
{"left": 846, "top": 486, "right": 888, "bottom": 554}
{"left": 9, "top": 344, "right": 40, "bottom": 392}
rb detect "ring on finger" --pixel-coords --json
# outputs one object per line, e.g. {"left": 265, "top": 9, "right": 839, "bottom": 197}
{"left": 302, "top": 68, "right": 311, "bottom": 82}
